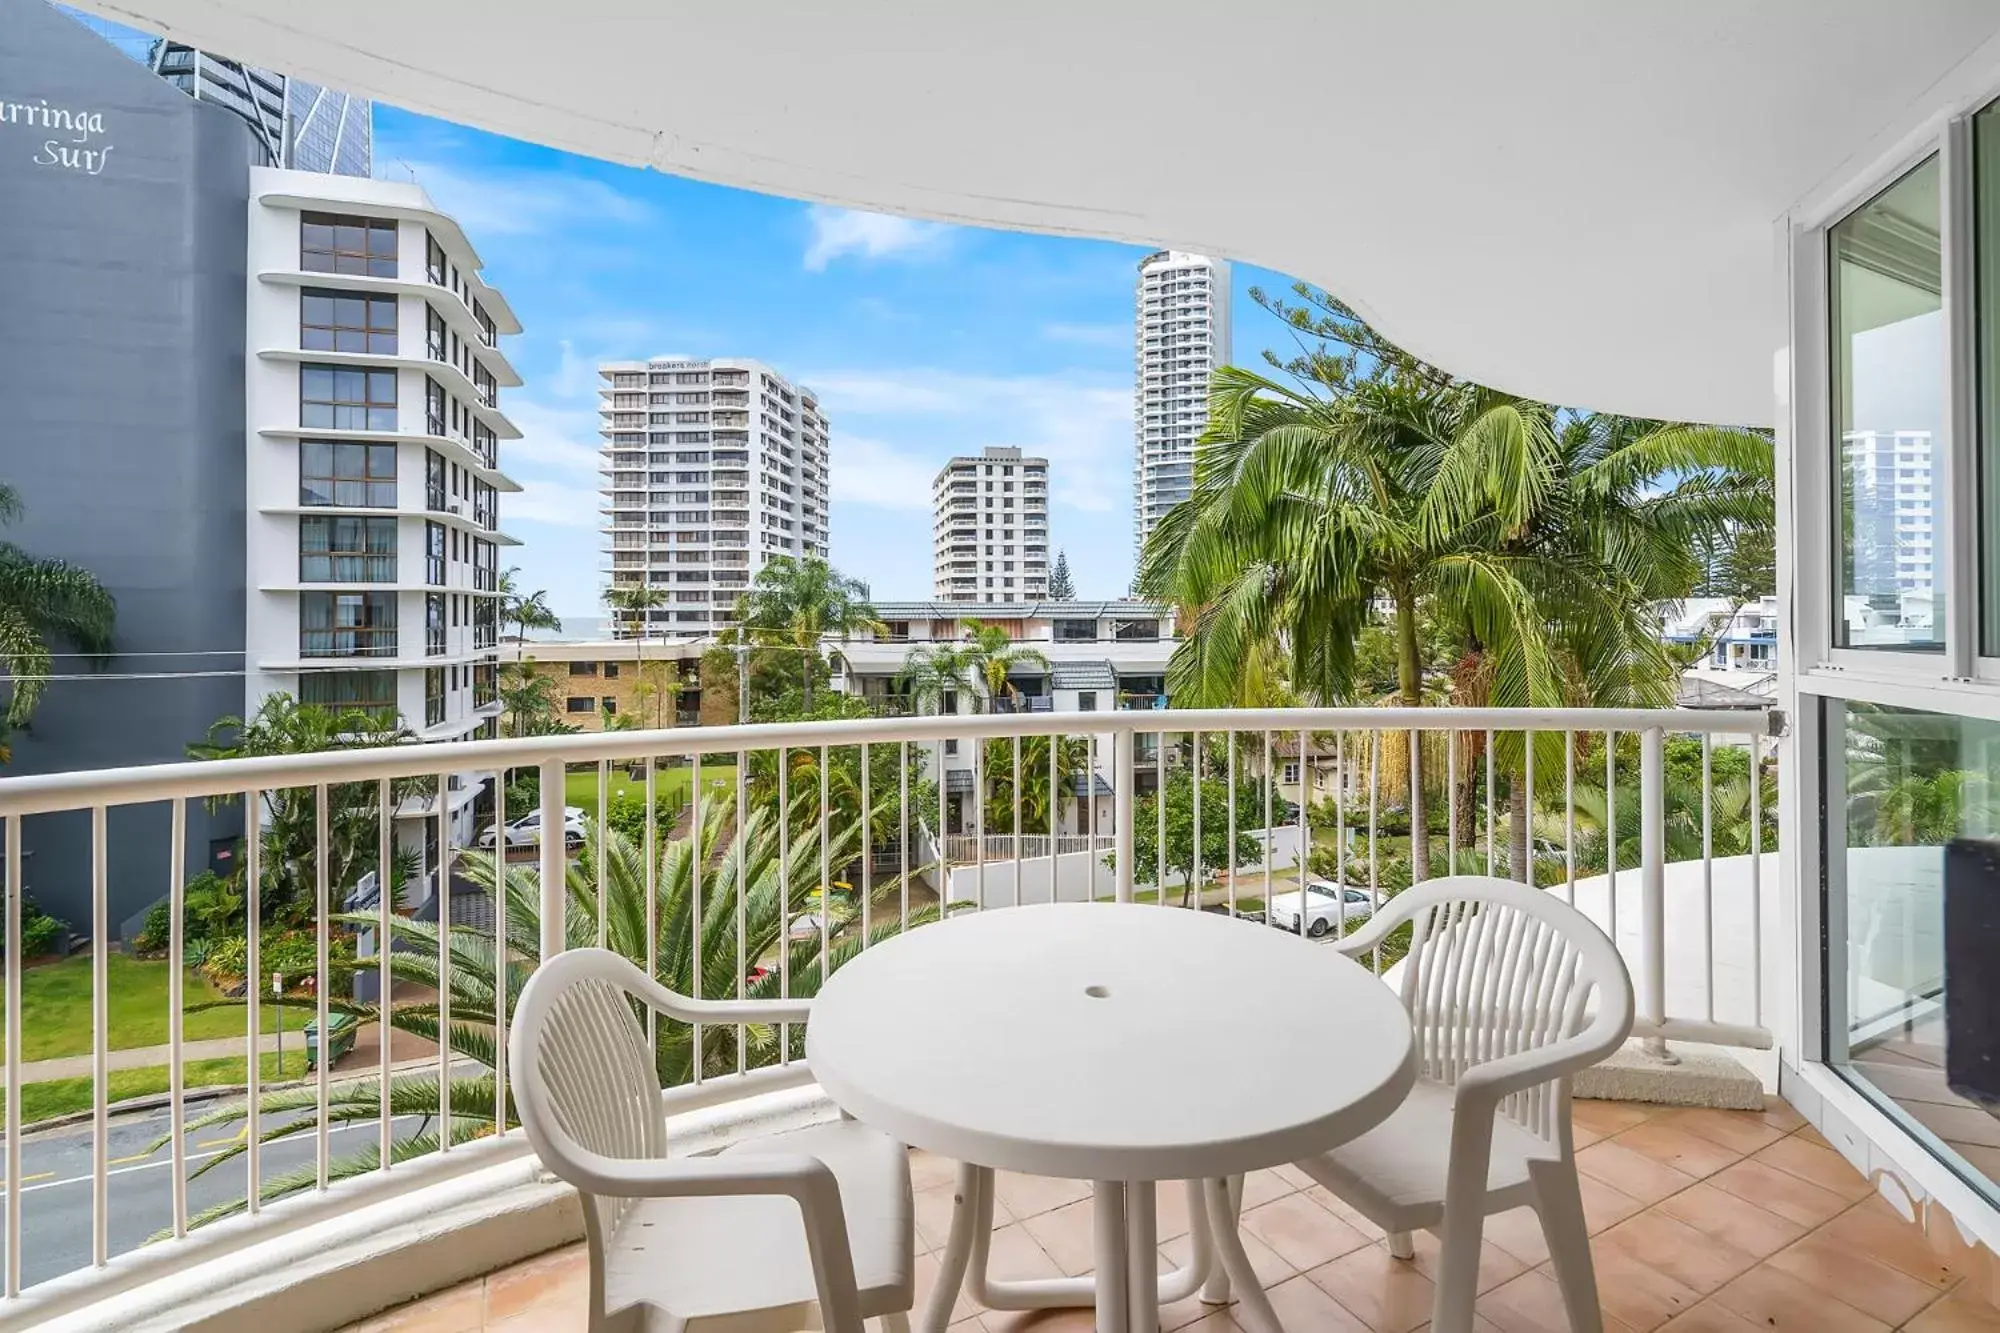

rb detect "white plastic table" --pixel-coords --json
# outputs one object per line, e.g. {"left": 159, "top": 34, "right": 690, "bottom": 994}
{"left": 806, "top": 902, "right": 1416, "bottom": 1333}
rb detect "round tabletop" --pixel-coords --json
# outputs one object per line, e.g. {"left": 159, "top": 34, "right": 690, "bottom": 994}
{"left": 806, "top": 902, "right": 1417, "bottom": 1182}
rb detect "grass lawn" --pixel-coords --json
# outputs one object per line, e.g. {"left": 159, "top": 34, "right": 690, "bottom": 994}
{"left": 21, "top": 1051, "right": 306, "bottom": 1124}
{"left": 562, "top": 763, "right": 739, "bottom": 816}
{"left": 2, "top": 954, "right": 282, "bottom": 1065}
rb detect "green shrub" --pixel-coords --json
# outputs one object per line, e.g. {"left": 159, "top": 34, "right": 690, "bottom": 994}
{"left": 201, "top": 930, "right": 356, "bottom": 997}
{"left": 131, "top": 871, "right": 247, "bottom": 955}
{"left": 605, "top": 790, "right": 687, "bottom": 846}
{"left": 2, "top": 896, "right": 66, "bottom": 958}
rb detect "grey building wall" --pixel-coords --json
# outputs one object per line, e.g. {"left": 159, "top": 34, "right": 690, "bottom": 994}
{"left": 0, "top": 0, "right": 255, "bottom": 932}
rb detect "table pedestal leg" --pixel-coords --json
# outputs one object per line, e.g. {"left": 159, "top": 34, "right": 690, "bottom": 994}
{"left": 1204, "top": 1177, "right": 1282, "bottom": 1333}
{"left": 920, "top": 1163, "right": 983, "bottom": 1333}
{"left": 1093, "top": 1181, "right": 1130, "bottom": 1333}
{"left": 1125, "top": 1180, "right": 1158, "bottom": 1333}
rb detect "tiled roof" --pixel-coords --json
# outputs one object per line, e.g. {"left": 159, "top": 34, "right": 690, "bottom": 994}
{"left": 1049, "top": 660, "right": 1116, "bottom": 689}
{"left": 869, "top": 599, "right": 1169, "bottom": 619}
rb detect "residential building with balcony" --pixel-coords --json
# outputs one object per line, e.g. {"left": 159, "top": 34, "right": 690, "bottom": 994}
{"left": 931, "top": 445, "right": 1049, "bottom": 602}
{"left": 245, "top": 166, "right": 522, "bottom": 844}
{"left": 1134, "top": 249, "right": 1230, "bottom": 557}
{"left": 599, "top": 357, "right": 830, "bottom": 636}
{"left": 500, "top": 639, "right": 711, "bottom": 731}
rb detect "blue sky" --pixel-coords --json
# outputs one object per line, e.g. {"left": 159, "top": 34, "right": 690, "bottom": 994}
{"left": 373, "top": 107, "right": 1294, "bottom": 620}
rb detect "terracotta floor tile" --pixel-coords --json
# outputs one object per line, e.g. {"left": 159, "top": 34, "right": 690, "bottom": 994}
{"left": 911, "top": 1148, "right": 961, "bottom": 1190}
{"left": 1654, "top": 1107, "right": 1789, "bottom": 1158}
{"left": 1161, "top": 1225, "right": 1296, "bottom": 1294}
{"left": 984, "top": 1224, "right": 1064, "bottom": 1284}
{"left": 1792, "top": 1124, "right": 1835, "bottom": 1150}
{"left": 344, "top": 1280, "right": 485, "bottom": 1333}
{"left": 916, "top": 1178, "right": 1015, "bottom": 1252}
{"left": 1261, "top": 1272, "right": 1374, "bottom": 1330}
{"left": 977, "top": 1308, "right": 1098, "bottom": 1332}
{"left": 994, "top": 1172, "right": 1092, "bottom": 1222}
{"left": 1154, "top": 1178, "right": 1197, "bottom": 1242}
{"left": 1749, "top": 1135, "right": 1872, "bottom": 1201}
{"left": 1762, "top": 1226, "right": 1940, "bottom": 1326}
{"left": 1817, "top": 1195, "right": 1969, "bottom": 1292}
{"left": 1478, "top": 1266, "right": 1632, "bottom": 1333}
{"left": 1411, "top": 1316, "right": 1508, "bottom": 1333}
{"left": 1301, "top": 1184, "right": 1389, "bottom": 1244}
{"left": 1595, "top": 1208, "right": 1758, "bottom": 1297}
{"left": 1758, "top": 1098, "right": 1808, "bottom": 1133}
{"left": 1394, "top": 1231, "right": 1529, "bottom": 1295}
{"left": 1573, "top": 1099, "right": 1662, "bottom": 1138}
{"left": 1707, "top": 1157, "right": 1853, "bottom": 1228}
{"left": 1905, "top": 1285, "right": 2000, "bottom": 1331}
{"left": 481, "top": 1244, "right": 585, "bottom": 1323}
{"left": 1481, "top": 1206, "right": 1552, "bottom": 1267}
{"left": 1305, "top": 1245, "right": 1437, "bottom": 1333}
{"left": 1653, "top": 1180, "right": 1806, "bottom": 1260}
{"left": 1577, "top": 1139, "right": 1701, "bottom": 1205}
{"left": 1706, "top": 1263, "right": 1892, "bottom": 1333}
{"left": 1576, "top": 1170, "right": 1649, "bottom": 1234}
{"left": 1270, "top": 1162, "right": 1316, "bottom": 1190}
{"left": 1612, "top": 1119, "right": 1751, "bottom": 1180}
{"left": 1239, "top": 1192, "right": 1373, "bottom": 1271}
{"left": 1239, "top": 1168, "right": 1299, "bottom": 1211}
{"left": 1653, "top": 1300, "right": 1773, "bottom": 1332}
{"left": 483, "top": 1312, "right": 579, "bottom": 1333}
{"left": 1175, "top": 1313, "right": 1248, "bottom": 1333}
{"left": 1018, "top": 1198, "right": 1099, "bottom": 1277}
{"left": 1584, "top": 1238, "right": 1707, "bottom": 1330}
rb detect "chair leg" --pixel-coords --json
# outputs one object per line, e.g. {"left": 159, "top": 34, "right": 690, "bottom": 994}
{"left": 876, "top": 1315, "right": 911, "bottom": 1333}
{"left": 1531, "top": 1166, "right": 1603, "bottom": 1333}
{"left": 1427, "top": 1202, "right": 1486, "bottom": 1333}
{"left": 918, "top": 1163, "right": 984, "bottom": 1333}
{"left": 1386, "top": 1230, "right": 1416, "bottom": 1260}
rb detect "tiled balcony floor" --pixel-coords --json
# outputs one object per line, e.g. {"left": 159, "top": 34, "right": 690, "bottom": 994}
{"left": 345, "top": 1098, "right": 2000, "bottom": 1333}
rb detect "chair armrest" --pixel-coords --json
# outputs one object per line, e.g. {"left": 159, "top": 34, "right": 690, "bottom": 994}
{"left": 558, "top": 1147, "right": 866, "bottom": 1333}
{"left": 612, "top": 952, "right": 814, "bottom": 1027}
{"left": 1452, "top": 991, "right": 1634, "bottom": 1112}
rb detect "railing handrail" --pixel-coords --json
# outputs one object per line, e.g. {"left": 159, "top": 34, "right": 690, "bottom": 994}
{"left": 0, "top": 706, "right": 1773, "bottom": 816}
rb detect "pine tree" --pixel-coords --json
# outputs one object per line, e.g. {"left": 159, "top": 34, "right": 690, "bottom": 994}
{"left": 1048, "top": 548, "right": 1076, "bottom": 600}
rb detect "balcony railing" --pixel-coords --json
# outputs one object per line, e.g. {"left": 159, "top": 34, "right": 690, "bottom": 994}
{"left": 0, "top": 705, "right": 1774, "bottom": 1319}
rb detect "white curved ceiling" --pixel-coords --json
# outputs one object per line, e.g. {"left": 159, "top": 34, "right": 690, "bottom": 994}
{"left": 90, "top": 1, "right": 2000, "bottom": 426}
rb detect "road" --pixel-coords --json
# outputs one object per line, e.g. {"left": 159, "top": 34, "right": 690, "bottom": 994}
{"left": 0, "top": 1092, "right": 435, "bottom": 1290}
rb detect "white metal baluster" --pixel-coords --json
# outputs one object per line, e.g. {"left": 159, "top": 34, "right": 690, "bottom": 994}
{"left": 437, "top": 770, "right": 452, "bottom": 1149}
{"left": 1157, "top": 732, "right": 1167, "bottom": 901}
{"left": 863, "top": 743, "right": 874, "bottom": 938}
{"left": 1227, "top": 732, "right": 1238, "bottom": 918}
{"left": 1485, "top": 729, "right": 1496, "bottom": 874}
{"left": 1447, "top": 728, "right": 1459, "bottom": 869}
{"left": 1262, "top": 732, "right": 1272, "bottom": 910}
{"left": 936, "top": 738, "right": 949, "bottom": 915}
{"left": 489, "top": 771, "right": 506, "bottom": 1138}
{"left": 1049, "top": 733, "right": 1060, "bottom": 902}
{"left": 1639, "top": 728, "right": 1668, "bottom": 1060}
{"left": 245, "top": 789, "right": 262, "bottom": 1213}
{"left": 693, "top": 750, "right": 705, "bottom": 1080}
{"left": 1524, "top": 728, "right": 1535, "bottom": 884}
{"left": 1333, "top": 733, "right": 1345, "bottom": 936}
{"left": 736, "top": 751, "right": 748, "bottom": 1074}
{"left": 900, "top": 741, "right": 911, "bottom": 933}
{"left": 4, "top": 815, "right": 19, "bottom": 1295}
{"left": 537, "top": 759, "right": 564, "bottom": 961}
{"left": 973, "top": 737, "right": 985, "bottom": 910}
{"left": 817, "top": 745, "right": 830, "bottom": 984}
{"left": 779, "top": 747, "right": 791, "bottom": 1062}
{"left": 1751, "top": 732, "right": 1765, "bottom": 1029}
{"left": 1409, "top": 727, "right": 1422, "bottom": 881}
{"left": 1701, "top": 733, "right": 1714, "bottom": 1022}
{"left": 90, "top": 804, "right": 107, "bottom": 1266}
{"left": 1368, "top": 730, "right": 1382, "bottom": 975}
{"left": 644, "top": 759, "right": 657, "bottom": 1055}
{"left": 1191, "top": 730, "right": 1202, "bottom": 911}
{"left": 1564, "top": 731, "right": 1576, "bottom": 905}
{"left": 315, "top": 784, "right": 330, "bottom": 1191}
{"left": 1606, "top": 732, "right": 1618, "bottom": 942}
{"left": 1295, "top": 729, "right": 1309, "bottom": 936}
{"left": 168, "top": 798, "right": 188, "bottom": 1237}
{"left": 595, "top": 760, "right": 609, "bottom": 949}
{"left": 1011, "top": 737, "right": 1021, "bottom": 908}
{"left": 1114, "top": 730, "right": 1135, "bottom": 904}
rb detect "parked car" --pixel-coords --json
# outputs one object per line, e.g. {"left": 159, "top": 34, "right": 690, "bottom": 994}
{"left": 1266, "top": 880, "right": 1374, "bottom": 938}
{"left": 478, "top": 807, "right": 588, "bottom": 849}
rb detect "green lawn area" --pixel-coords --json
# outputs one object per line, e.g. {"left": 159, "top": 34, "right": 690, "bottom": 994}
{"left": 1, "top": 954, "right": 281, "bottom": 1065}
{"left": 562, "top": 763, "right": 739, "bottom": 816}
{"left": 21, "top": 1051, "right": 306, "bottom": 1124}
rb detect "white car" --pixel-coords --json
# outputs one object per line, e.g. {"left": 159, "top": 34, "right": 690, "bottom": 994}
{"left": 1267, "top": 881, "right": 1375, "bottom": 938}
{"left": 478, "top": 807, "right": 588, "bottom": 849}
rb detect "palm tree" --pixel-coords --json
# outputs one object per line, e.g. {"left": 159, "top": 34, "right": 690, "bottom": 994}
{"left": 960, "top": 621, "right": 1050, "bottom": 711}
{"left": 496, "top": 659, "right": 570, "bottom": 739}
{"left": 498, "top": 566, "right": 562, "bottom": 643}
{"left": 155, "top": 802, "right": 935, "bottom": 1229}
{"left": 0, "top": 483, "right": 116, "bottom": 760}
{"left": 630, "top": 659, "right": 682, "bottom": 729}
{"left": 980, "top": 734, "right": 1091, "bottom": 832}
{"left": 603, "top": 582, "right": 668, "bottom": 660}
{"left": 897, "top": 642, "right": 977, "bottom": 715}
{"left": 736, "top": 557, "right": 884, "bottom": 711}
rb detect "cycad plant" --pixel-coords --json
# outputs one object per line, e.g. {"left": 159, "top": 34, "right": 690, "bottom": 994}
{"left": 154, "top": 794, "right": 931, "bottom": 1229}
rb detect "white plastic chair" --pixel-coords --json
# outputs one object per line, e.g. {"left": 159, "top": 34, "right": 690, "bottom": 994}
{"left": 1288, "top": 876, "right": 1634, "bottom": 1333}
{"left": 509, "top": 948, "right": 916, "bottom": 1333}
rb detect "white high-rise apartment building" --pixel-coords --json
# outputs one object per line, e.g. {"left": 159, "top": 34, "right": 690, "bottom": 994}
{"left": 1133, "top": 250, "right": 1231, "bottom": 557}
{"left": 599, "top": 358, "right": 830, "bottom": 634}
{"left": 932, "top": 446, "right": 1049, "bottom": 602}
{"left": 244, "top": 166, "right": 522, "bottom": 841}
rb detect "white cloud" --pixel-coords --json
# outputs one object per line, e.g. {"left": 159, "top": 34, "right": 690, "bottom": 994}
{"left": 387, "top": 160, "right": 653, "bottom": 238}
{"left": 1041, "top": 322, "right": 1131, "bottom": 350}
{"left": 828, "top": 436, "right": 938, "bottom": 511}
{"left": 804, "top": 206, "right": 951, "bottom": 271}
{"left": 810, "top": 369, "right": 1133, "bottom": 513}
